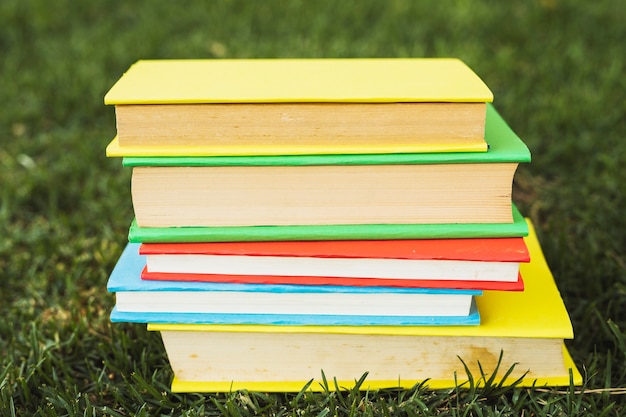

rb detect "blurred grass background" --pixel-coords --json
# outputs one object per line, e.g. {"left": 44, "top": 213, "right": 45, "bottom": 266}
{"left": 1, "top": 0, "right": 625, "bottom": 415}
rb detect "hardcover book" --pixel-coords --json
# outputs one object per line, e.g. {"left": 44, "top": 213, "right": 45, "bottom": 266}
{"left": 139, "top": 237, "right": 528, "bottom": 283}
{"left": 104, "top": 58, "right": 493, "bottom": 155}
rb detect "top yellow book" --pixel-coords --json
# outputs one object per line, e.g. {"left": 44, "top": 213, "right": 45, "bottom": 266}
{"left": 104, "top": 59, "right": 494, "bottom": 154}
{"left": 104, "top": 58, "right": 493, "bottom": 104}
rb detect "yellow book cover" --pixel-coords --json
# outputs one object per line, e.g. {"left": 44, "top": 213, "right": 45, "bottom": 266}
{"left": 104, "top": 58, "right": 493, "bottom": 154}
{"left": 149, "top": 220, "right": 582, "bottom": 392}
{"left": 105, "top": 135, "right": 488, "bottom": 157}
{"left": 104, "top": 58, "right": 493, "bottom": 104}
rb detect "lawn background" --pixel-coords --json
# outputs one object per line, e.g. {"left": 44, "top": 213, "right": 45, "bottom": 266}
{"left": 1, "top": 1, "right": 625, "bottom": 415}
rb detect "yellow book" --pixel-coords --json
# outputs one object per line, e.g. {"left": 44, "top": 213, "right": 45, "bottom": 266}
{"left": 104, "top": 58, "right": 493, "bottom": 155}
{"left": 149, "top": 220, "right": 582, "bottom": 392}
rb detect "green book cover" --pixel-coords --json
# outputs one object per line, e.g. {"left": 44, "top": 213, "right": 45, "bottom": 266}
{"left": 122, "top": 104, "right": 530, "bottom": 167}
{"left": 128, "top": 204, "right": 528, "bottom": 243}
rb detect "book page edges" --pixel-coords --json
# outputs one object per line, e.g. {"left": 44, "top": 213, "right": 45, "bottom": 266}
{"left": 169, "top": 344, "right": 581, "bottom": 392}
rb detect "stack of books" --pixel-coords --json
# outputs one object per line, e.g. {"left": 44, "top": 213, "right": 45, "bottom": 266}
{"left": 104, "top": 58, "right": 581, "bottom": 392}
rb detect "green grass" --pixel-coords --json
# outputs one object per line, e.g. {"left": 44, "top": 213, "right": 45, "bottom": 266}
{"left": 1, "top": 0, "right": 625, "bottom": 415}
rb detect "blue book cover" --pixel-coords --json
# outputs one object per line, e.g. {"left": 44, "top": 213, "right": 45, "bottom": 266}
{"left": 107, "top": 243, "right": 481, "bottom": 326}
{"left": 107, "top": 243, "right": 481, "bottom": 296}
{"left": 110, "top": 302, "right": 479, "bottom": 326}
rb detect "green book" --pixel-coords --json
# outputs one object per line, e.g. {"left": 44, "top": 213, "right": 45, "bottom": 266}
{"left": 123, "top": 104, "right": 530, "bottom": 239}
{"left": 128, "top": 204, "right": 528, "bottom": 243}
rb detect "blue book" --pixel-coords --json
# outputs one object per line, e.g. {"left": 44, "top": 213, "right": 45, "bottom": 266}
{"left": 108, "top": 243, "right": 481, "bottom": 326}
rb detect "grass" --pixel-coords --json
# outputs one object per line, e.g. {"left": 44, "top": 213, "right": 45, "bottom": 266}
{"left": 1, "top": 0, "right": 625, "bottom": 415}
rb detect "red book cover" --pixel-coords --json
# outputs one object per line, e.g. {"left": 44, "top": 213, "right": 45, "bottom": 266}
{"left": 139, "top": 238, "right": 529, "bottom": 262}
{"left": 141, "top": 268, "right": 524, "bottom": 291}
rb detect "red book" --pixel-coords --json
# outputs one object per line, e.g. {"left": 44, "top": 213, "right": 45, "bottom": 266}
{"left": 141, "top": 268, "right": 524, "bottom": 291}
{"left": 139, "top": 238, "right": 529, "bottom": 289}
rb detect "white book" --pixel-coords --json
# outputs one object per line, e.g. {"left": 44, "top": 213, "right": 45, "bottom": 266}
{"left": 144, "top": 253, "right": 521, "bottom": 282}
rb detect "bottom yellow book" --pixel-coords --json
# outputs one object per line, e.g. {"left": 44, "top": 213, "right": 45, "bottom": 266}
{"left": 149, "top": 220, "right": 582, "bottom": 392}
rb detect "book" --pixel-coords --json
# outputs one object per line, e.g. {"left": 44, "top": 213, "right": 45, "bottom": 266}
{"left": 141, "top": 269, "right": 524, "bottom": 291}
{"left": 139, "top": 237, "right": 529, "bottom": 283}
{"left": 125, "top": 104, "right": 530, "bottom": 228}
{"left": 147, "top": 220, "right": 582, "bottom": 392}
{"left": 104, "top": 58, "right": 493, "bottom": 155}
{"left": 127, "top": 204, "right": 529, "bottom": 243}
{"left": 110, "top": 305, "right": 480, "bottom": 327}
{"left": 107, "top": 243, "right": 481, "bottom": 326}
